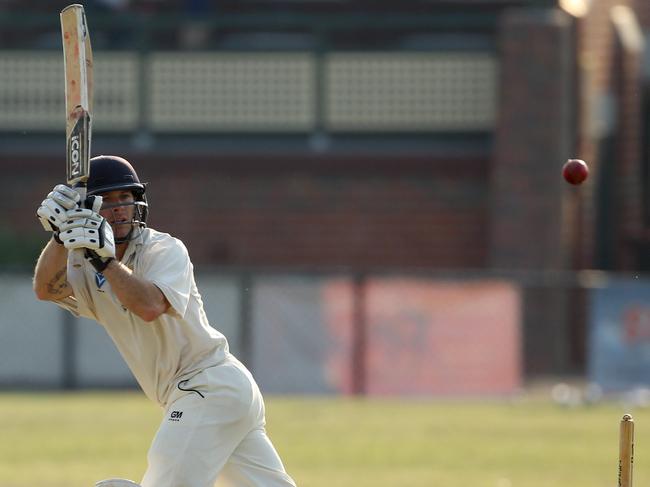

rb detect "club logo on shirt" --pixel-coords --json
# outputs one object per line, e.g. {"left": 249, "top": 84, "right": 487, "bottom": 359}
{"left": 95, "top": 272, "right": 107, "bottom": 289}
{"left": 169, "top": 411, "right": 183, "bottom": 422}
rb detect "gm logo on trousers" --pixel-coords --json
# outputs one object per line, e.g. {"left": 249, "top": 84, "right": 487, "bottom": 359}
{"left": 170, "top": 411, "right": 183, "bottom": 421}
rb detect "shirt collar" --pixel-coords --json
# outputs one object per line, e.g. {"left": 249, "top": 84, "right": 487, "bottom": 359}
{"left": 120, "top": 227, "right": 145, "bottom": 266}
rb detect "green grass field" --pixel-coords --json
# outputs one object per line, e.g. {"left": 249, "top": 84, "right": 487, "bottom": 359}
{"left": 0, "top": 391, "right": 647, "bottom": 487}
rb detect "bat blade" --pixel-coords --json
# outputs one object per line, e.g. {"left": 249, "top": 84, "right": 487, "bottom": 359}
{"left": 61, "top": 4, "right": 93, "bottom": 194}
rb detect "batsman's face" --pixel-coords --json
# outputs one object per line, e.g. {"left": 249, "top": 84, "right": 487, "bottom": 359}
{"left": 99, "top": 190, "right": 136, "bottom": 241}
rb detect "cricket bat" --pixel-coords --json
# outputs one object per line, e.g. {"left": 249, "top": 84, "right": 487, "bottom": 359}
{"left": 61, "top": 4, "right": 93, "bottom": 200}
{"left": 61, "top": 4, "right": 93, "bottom": 267}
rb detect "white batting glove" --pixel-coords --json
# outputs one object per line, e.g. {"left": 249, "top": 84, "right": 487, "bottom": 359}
{"left": 59, "top": 208, "right": 116, "bottom": 261}
{"left": 36, "top": 184, "right": 81, "bottom": 240}
{"left": 83, "top": 194, "right": 103, "bottom": 213}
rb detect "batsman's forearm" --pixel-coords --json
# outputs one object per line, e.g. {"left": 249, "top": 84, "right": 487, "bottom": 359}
{"left": 102, "top": 260, "right": 169, "bottom": 322}
{"left": 33, "top": 238, "right": 72, "bottom": 300}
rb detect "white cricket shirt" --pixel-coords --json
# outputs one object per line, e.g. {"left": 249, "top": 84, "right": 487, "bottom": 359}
{"left": 55, "top": 227, "right": 229, "bottom": 407}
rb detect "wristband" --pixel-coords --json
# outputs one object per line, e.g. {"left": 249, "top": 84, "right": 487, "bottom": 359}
{"left": 87, "top": 254, "right": 114, "bottom": 273}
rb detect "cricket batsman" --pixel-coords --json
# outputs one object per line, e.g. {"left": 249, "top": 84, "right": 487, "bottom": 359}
{"left": 33, "top": 155, "right": 297, "bottom": 487}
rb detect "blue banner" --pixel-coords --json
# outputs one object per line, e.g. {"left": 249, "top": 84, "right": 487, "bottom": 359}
{"left": 589, "top": 278, "right": 650, "bottom": 391}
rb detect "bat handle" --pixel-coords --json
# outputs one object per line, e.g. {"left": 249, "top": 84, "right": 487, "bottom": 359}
{"left": 71, "top": 181, "right": 88, "bottom": 268}
{"left": 74, "top": 182, "right": 87, "bottom": 204}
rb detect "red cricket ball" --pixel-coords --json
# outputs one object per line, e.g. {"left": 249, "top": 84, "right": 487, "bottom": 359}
{"left": 562, "top": 159, "right": 589, "bottom": 185}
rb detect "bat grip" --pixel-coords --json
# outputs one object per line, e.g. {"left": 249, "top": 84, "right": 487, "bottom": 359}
{"left": 71, "top": 181, "right": 89, "bottom": 268}
{"left": 74, "top": 182, "right": 87, "bottom": 202}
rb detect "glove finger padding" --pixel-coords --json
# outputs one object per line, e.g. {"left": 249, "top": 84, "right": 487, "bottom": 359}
{"left": 60, "top": 208, "right": 103, "bottom": 231}
{"left": 37, "top": 198, "right": 67, "bottom": 232}
{"left": 83, "top": 194, "right": 103, "bottom": 213}
{"left": 60, "top": 215, "right": 116, "bottom": 259}
{"left": 36, "top": 184, "right": 81, "bottom": 235}
{"left": 63, "top": 207, "right": 101, "bottom": 220}
{"left": 50, "top": 184, "right": 81, "bottom": 209}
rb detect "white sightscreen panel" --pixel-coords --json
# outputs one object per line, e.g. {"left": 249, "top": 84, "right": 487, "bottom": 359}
{"left": 76, "top": 318, "right": 137, "bottom": 387}
{"left": 195, "top": 274, "right": 242, "bottom": 358}
{"left": 149, "top": 52, "right": 315, "bottom": 131}
{"left": 0, "top": 51, "right": 139, "bottom": 131}
{"left": 0, "top": 275, "right": 63, "bottom": 386}
{"left": 251, "top": 276, "right": 354, "bottom": 394}
{"left": 326, "top": 52, "right": 497, "bottom": 131}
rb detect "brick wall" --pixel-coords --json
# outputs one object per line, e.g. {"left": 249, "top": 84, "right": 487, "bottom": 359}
{"left": 144, "top": 154, "right": 490, "bottom": 269}
{"left": 490, "top": 8, "right": 575, "bottom": 270}
{"left": 576, "top": 0, "right": 644, "bottom": 270}
{"left": 489, "top": 2, "right": 646, "bottom": 374}
{"left": 611, "top": 7, "right": 644, "bottom": 270}
{"left": 10, "top": 153, "right": 489, "bottom": 270}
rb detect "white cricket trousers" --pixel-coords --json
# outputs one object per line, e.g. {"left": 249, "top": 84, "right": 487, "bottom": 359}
{"left": 141, "top": 355, "right": 296, "bottom": 487}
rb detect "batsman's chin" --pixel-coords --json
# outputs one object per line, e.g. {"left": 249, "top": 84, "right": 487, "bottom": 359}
{"left": 111, "top": 221, "right": 134, "bottom": 240}
{"left": 110, "top": 219, "right": 130, "bottom": 227}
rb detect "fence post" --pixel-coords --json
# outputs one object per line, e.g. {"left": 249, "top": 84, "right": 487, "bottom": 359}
{"left": 351, "top": 272, "right": 367, "bottom": 395}
{"left": 61, "top": 309, "right": 77, "bottom": 389}
{"left": 239, "top": 272, "right": 253, "bottom": 372}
